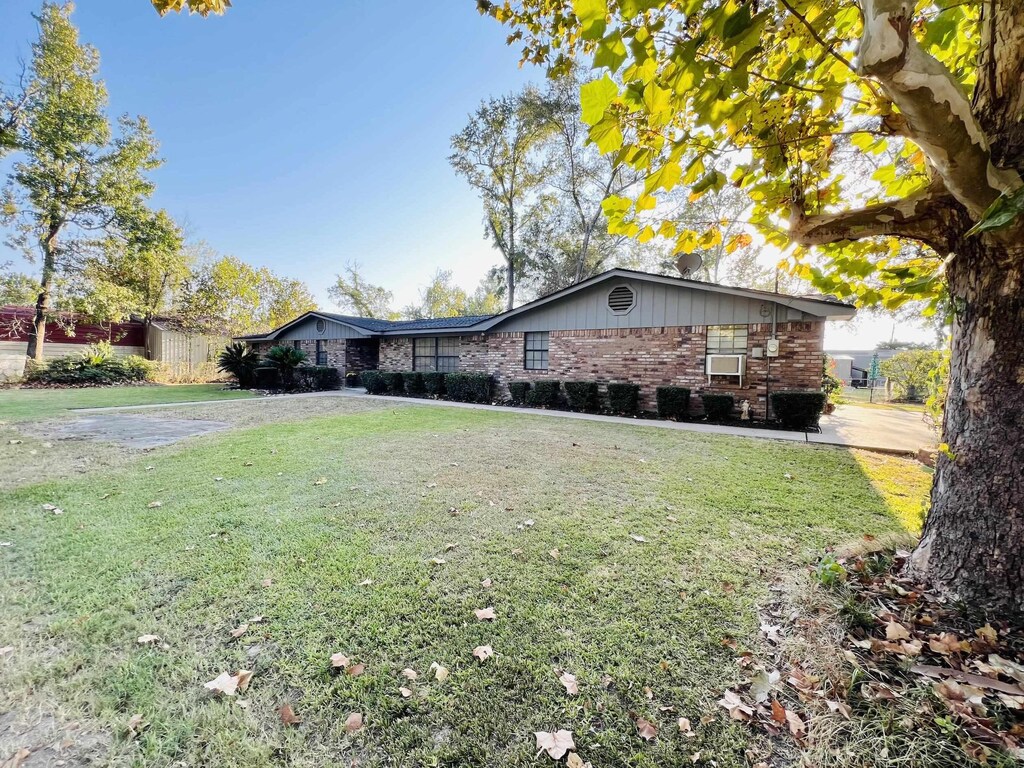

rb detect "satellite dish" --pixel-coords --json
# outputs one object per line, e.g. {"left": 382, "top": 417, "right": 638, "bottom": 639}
{"left": 675, "top": 252, "right": 703, "bottom": 278}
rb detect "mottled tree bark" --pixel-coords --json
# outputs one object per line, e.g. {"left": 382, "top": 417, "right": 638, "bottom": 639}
{"left": 25, "top": 225, "right": 59, "bottom": 362}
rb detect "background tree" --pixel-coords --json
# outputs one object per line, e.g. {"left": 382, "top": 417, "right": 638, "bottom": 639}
{"left": 449, "top": 93, "right": 552, "bottom": 310}
{"left": 487, "top": 0, "right": 1024, "bottom": 614}
{"left": 0, "top": 273, "right": 41, "bottom": 307}
{"left": 1, "top": 3, "right": 162, "bottom": 361}
{"left": 880, "top": 349, "right": 943, "bottom": 402}
{"left": 328, "top": 262, "right": 398, "bottom": 319}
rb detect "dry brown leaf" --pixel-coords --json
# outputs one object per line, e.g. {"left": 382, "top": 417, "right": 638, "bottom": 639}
{"left": 127, "top": 713, "right": 146, "bottom": 736}
{"left": 481, "top": 578, "right": 493, "bottom": 588}
{"left": 147, "top": 501, "right": 162, "bottom": 509}
{"left": 534, "top": 730, "right": 575, "bottom": 760}
{"left": 261, "top": 578, "right": 273, "bottom": 587}
{"left": 678, "top": 717, "right": 694, "bottom": 736}
{"left": 785, "top": 709, "right": 805, "bottom": 736}
{"left": 399, "top": 686, "right": 413, "bottom": 698}
{"left": 235, "top": 669, "right": 254, "bottom": 692}
{"left": 549, "top": 548, "right": 560, "bottom": 560}
{"left": 825, "top": 699, "right": 852, "bottom": 720}
{"left": 2, "top": 748, "right": 31, "bottom": 768}
{"left": 278, "top": 704, "right": 301, "bottom": 726}
{"left": 885, "top": 619, "right": 911, "bottom": 641}
{"left": 429, "top": 557, "right": 446, "bottom": 565}
{"left": 429, "top": 662, "right": 449, "bottom": 682}
{"left": 474, "top": 606, "right": 496, "bottom": 621}
{"left": 248, "top": 615, "right": 265, "bottom": 624}
{"left": 629, "top": 534, "right": 647, "bottom": 543}
{"left": 559, "top": 671, "right": 579, "bottom": 695}
{"left": 344, "top": 712, "right": 363, "bottom": 733}
{"left": 473, "top": 645, "right": 494, "bottom": 662}
{"left": 770, "top": 698, "right": 787, "bottom": 724}
{"left": 928, "top": 632, "right": 965, "bottom": 655}
{"left": 330, "top": 653, "right": 350, "bottom": 669}
{"left": 230, "top": 624, "right": 248, "bottom": 639}
{"left": 346, "top": 662, "right": 366, "bottom": 677}
{"left": 566, "top": 752, "right": 589, "bottom": 768}
{"left": 137, "top": 634, "right": 161, "bottom": 645}
{"left": 401, "top": 667, "right": 418, "bottom": 680}
{"left": 204, "top": 671, "right": 240, "bottom": 696}
{"left": 636, "top": 717, "right": 658, "bottom": 740}
{"left": 718, "top": 689, "right": 753, "bottom": 720}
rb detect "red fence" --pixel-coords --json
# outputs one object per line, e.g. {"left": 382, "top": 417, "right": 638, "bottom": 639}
{"left": 0, "top": 306, "right": 146, "bottom": 347}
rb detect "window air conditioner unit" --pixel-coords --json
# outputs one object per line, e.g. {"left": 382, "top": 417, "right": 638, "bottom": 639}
{"left": 706, "top": 354, "right": 745, "bottom": 386}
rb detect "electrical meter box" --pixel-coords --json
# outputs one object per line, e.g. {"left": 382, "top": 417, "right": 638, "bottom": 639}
{"left": 765, "top": 339, "right": 781, "bottom": 357}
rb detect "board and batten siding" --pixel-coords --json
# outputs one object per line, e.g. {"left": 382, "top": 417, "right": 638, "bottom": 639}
{"left": 488, "top": 278, "right": 810, "bottom": 333}
{"left": 274, "top": 317, "right": 370, "bottom": 341}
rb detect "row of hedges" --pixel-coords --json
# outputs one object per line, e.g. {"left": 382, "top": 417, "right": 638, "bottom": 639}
{"left": 25, "top": 344, "right": 158, "bottom": 387}
{"left": 360, "top": 371, "right": 493, "bottom": 404}
{"left": 509, "top": 380, "right": 646, "bottom": 416}
{"left": 251, "top": 365, "right": 341, "bottom": 392}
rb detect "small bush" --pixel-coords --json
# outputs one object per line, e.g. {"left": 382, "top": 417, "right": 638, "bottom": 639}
{"left": 656, "top": 386, "right": 691, "bottom": 420}
{"left": 253, "top": 366, "right": 281, "bottom": 390}
{"left": 420, "top": 371, "right": 446, "bottom": 396}
{"left": 607, "top": 382, "right": 640, "bottom": 415}
{"left": 444, "top": 372, "right": 492, "bottom": 403}
{"left": 701, "top": 393, "right": 734, "bottom": 421}
{"left": 508, "top": 381, "right": 531, "bottom": 405}
{"left": 24, "top": 345, "right": 159, "bottom": 386}
{"left": 361, "top": 370, "right": 387, "bottom": 394}
{"left": 526, "top": 380, "right": 560, "bottom": 408}
{"left": 771, "top": 390, "right": 827, "bottom": 430}
{"left": 345, "top": 371, "right": 362, "bottom": 388}
{"left": 264, "top": 345, "right": 308, "bottom": 391}
{"left": 564, "top": 380, "right": 600, "bottom": 412}
{"left": 297, "top": 366, "right": 341, "bottom": 391}
{"left": 402, "top": 371, "right": 426, "bottom": 395}
{"left": 217, "top": 342, "right": 260, "bottom": 388}
{"left": 383, "top": 371, "right": 405, "bottom": 394}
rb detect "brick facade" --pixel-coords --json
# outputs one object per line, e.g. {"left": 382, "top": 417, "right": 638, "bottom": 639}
{"left": 377, "top": 321, "right": 825, "bottom": 417}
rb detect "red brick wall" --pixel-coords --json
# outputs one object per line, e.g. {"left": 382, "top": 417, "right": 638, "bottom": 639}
{"left": 374, "top": 322, "right": 825, "bottom": 417}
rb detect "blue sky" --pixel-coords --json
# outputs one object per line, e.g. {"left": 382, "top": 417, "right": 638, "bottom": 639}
{"left": 0, "top": 1, "right": 928, "bottom": 347}
{"left": 0, "top": 0, "right": 534, "bottom": 309}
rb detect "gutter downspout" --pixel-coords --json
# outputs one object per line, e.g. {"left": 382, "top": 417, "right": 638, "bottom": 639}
{"left": 766, "top": 270, "right": 779, "bottom": 422}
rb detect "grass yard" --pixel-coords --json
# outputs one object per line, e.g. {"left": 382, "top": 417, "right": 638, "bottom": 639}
{"left": 0, "top": 383, "right": 255, "bottom": 423}
{"left": 0, "top": 398, "right": 931, "bottom": 767}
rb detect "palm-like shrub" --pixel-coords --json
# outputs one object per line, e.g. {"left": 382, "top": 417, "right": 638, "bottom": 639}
{"left": 217, "top": 342, "right": 260, "bottom": 389}
{"left": 264, "top": 345, "right": 308, "bottom": 391}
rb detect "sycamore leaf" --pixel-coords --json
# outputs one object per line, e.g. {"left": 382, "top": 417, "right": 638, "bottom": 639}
{"left": 749, "top": 669, "right": 780, "bottom": 703}
{"left": 474, "top": 606, "right": 496, "bottom": 621}
{"left": 230, "top": 624, "right": 248, "bottom": 639}
{"left": 399, "top": 686, "right": 413, "bottom": 698}
{"left": 885, "top": 619, "right": 911, "bottom": 641}
{"left": 785, "top": 709, "right": 806, "bottom": 737}
{"left": 718, "top": 689, "right": 753, "bottom": 720}
{"left": 205, "top": 671, "right": 240, "bottom": 696}
{"left": 344, "top": 712, "right": 363, "bottom": 733}
{"left": 636, "top": 717, "right": 658, "bottom": 740}
{"left": 330, "top": 653, "right": 350, "bottom": 669}
{"left": 402, "top": 667, "right": 418, "bottom": 680}
{"left": 678, "top": 717, "right": 694, "bottom": 735}
{"left": 566, "top": 752, "right": 590, "bottom": 768}
{"left": 770, "top": 698, "right": 787, "bottom": 724}
{"left": 535, "top": 729, "right": 575, "bottom": 759}
{"left": 580, "top": 74, "right": 618, "bottom": 125}
{"left": 235, "top": 669, "right": 254, "bottom": 692}
{"left": 473, "top": 645, "right": 495, "bottom": 662}
{"left": 430, "top": 662, "right": 450, "bottom": 682}
{"left": 549, "top": 548, "right": 560, "bottom": 560}
{"left": 346, "top": 662, "right": 366, "bottom": 677}
{"left": 481, "top": 578, "right": 493, "bottom": 588}
{"left": 278, "top": 704, "right": 301, "bottom": 726}
{"left": 559, "top": 670, "right": 579, "bottom": 695}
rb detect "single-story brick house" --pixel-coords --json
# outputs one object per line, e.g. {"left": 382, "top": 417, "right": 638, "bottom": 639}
{"left": 239, "top": 269, "right": 856, "bottom": 416}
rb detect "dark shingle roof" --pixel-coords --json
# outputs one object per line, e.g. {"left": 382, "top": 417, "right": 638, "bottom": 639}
{"left": 316, "top": 312, "right": 495, "bottom": 333}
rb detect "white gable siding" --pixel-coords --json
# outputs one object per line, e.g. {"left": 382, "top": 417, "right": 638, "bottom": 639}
{"left": 489, "top": 278, "right": 810, "bottom": 333}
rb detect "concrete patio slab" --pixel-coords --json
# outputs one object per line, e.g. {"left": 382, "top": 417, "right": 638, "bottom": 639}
{"left": 38, "top": 414, "right": 229, "bottom": 449}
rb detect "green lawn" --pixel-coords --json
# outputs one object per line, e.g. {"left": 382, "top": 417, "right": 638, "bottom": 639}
{"left": 0, "top": 383, "right": 255, "bottom": 422}
{"left": 0, "top": 400, "right": 930, "bottom": 767}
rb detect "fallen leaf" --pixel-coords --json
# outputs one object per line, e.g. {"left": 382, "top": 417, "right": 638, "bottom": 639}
{"left": 629, "top": 534, "right": 647, "bottom": 543}
{"left": 566, "top": 753, "right": 588, "bottom": 768}
{"left": 718, "top": 689, "right": 753, "bottom": 720}
{"left": 346, "top": 662, "right": 366, "bottom": 677}
{"left": 976, "top": 624, "right": 999, "bottom": 644}
{"left": 330, "top": 652, "right": 350, "bottom": 669}
{"left": 2, "top": 748, "right": 30, "bottom": 767}
{"left": 261, "top": 578, "right": 273, "bottom": 587}
{"left": 749, "top": 669, "right": 781, "bottom": 703}
{"left": 359, "top": 578, "right": 373, "bottom": 586}
{"left": 0, "top": 646, "right": 14, "bottom": 656}
{"left": 402, "top": 667, "right": 418, "bottom": 680}
{"left": 429, "top": 557, "right": 446, "bottom": 565}
{"left": 666, "top": 515, "right": 678, "bottom": 522}
{"left": 230, "top": 624, "right": 248, "bottom": 639}
{"left": 147, "top": 501, "right": 162, "bottom": 509}
{"left": 770, "top": 698, "right": 787, "bottom": 724}
{"left": 235, "top": 669, "right": 254, "bottom": 692}
{"left": 481, "top": 578, "right": 493, "bottom": 588}
{"left": 825, "top": 699, "right": 852, "bottom": 719}
{"left": 636, "top": 717, "right": 658, "bottom": 740}
{"left": 885, "top": 619, "right": 911, "bottom": 641}
{"left": 204, "top": 671, "right": 240, "bottom": 696}
{"left": 429, "top": 662, "right": 449, "bottom": 682}
{"left": 474, "top": 606, "right": 496, "bottom": 621}
{"left": 344, "top": 712, "right": 363, "bottom": 733}
{"left": 313, "top": 477, "right": 327, "bottom": 486}
{"left": 127, "top": 713, "right": 146, "bottom": 736}
{"left": 473, "top": 645, "right": 494, "bottom": 662}
{"left": 559, "top": 671, "right": 579, "bottom": 695}
{"left": 549, "top": 548, "right": 560, "bottom": 560}
{"left": 248, "top": 615, "right": 264, "bottom": 624}
{"left": 785, "top": 709, "right": 805, "bottom": 737}
{"left": 137, "top": 634, "right": 161, "bottom": 645}
{"left": 678, "top": 717, "right": 694, "bottom": 735}
{"left": 535, "top": 730, "right": 575, "bottom": 760}
{"left": 928, "top": 632, "right": 965, "bottom": 655}
{"left": 278, "top": 704, "right": 301, "bottom": 726}
{"left": 399, "top": 686, "right": 413, "bottom": 698}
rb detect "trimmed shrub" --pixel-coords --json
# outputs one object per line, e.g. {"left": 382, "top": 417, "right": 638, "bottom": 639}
{"left": 771, "top": 390, "right": 827, "bottom": 430}
{"left": 253, "top": 366, "right": 281, "bottom": 390}
{"left": 297, "top": 366, "right": 341, "bottom": 391}
{"left": 422, "top": 371, "right": 447, "bottom": 396}
{"left": 383, "top": 371, "right": 405, "bottom": 394}
{"left": 607, "top": 382, "right": 640, "bottom": 415}
{"left": 656, "top": 386, "right": 691, "bottom": 420}
{"left": 564, "top": 380, "right": 600, "bottom": 412}
{"left": 444, "top": 372, "right": 493, "bottom": 403}
{"left": 345, "top": 371, "right": 362, "bottom": 388}
{"left": 701, "top": 393, "right": 735, "bottom": 421}
{"left": 361, "top": 370, "right": 387, "bottom": 394}
{"left": 526, "top": 380, "right": 560, "bottom": 408}
{"left": 25, "top": 344, "right": 159, "bottom": 386}
{"left": 402, "top": 371, "right": 426, "bottom": 395}
{"left": 508, "top": 381, "right": 531, "bottom": 405}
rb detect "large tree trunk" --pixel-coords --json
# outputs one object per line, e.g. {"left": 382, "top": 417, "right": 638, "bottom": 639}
{"left": 910, "top": 236, "right": 1024, "bottom": 618}
{"left": 25, "top": 230, "right": 58, "bottom": 362}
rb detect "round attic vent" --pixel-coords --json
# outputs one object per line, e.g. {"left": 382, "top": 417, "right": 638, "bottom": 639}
{"left": 607, "top": 284, "right": 636, "bottom": 314}
{"left": 315, "top": 318, "right": 327, "bottom": 335}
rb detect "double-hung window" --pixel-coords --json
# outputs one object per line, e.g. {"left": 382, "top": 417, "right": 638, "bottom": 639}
{"left": 524, "top": 331, "right": 549, "bottom": 370}
{"left": 413, "top": 337, "right": 460, "bottom": 372}
{"left": 706, "top": 325, "right": 748, "bottom": 355}
{"left": 315, "top": 339, "right": 327, "bottom": 366}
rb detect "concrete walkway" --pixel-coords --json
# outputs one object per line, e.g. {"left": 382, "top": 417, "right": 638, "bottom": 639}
{"left": 73, "top": 390, "right": 937, "bottom": 455}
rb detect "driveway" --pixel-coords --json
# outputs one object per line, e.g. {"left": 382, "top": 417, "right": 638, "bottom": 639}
{"left": 814, "top": 404, "right": 938, "bottom": 453}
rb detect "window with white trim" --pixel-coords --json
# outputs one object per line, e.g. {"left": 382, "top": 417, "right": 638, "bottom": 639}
{"left": 524, "top": 331, "right": 549, "bottom": 370}
{"left": 706, "top": 325, "right": 748, "bottom": 354}
{"left": 413, "top": 337, "right": 460, "bottom": 372}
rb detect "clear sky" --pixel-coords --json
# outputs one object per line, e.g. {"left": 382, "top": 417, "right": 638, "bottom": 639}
{"left": 0, "top": 0, "right": 932, "bottom": 349}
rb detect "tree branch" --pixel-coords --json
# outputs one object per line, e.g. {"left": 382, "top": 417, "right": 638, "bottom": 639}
{"left": 857, "top": 0, "right": 1021, "bottom": 218}
{"left": 789, "top": 182, "right": 957, "bottom": 251}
